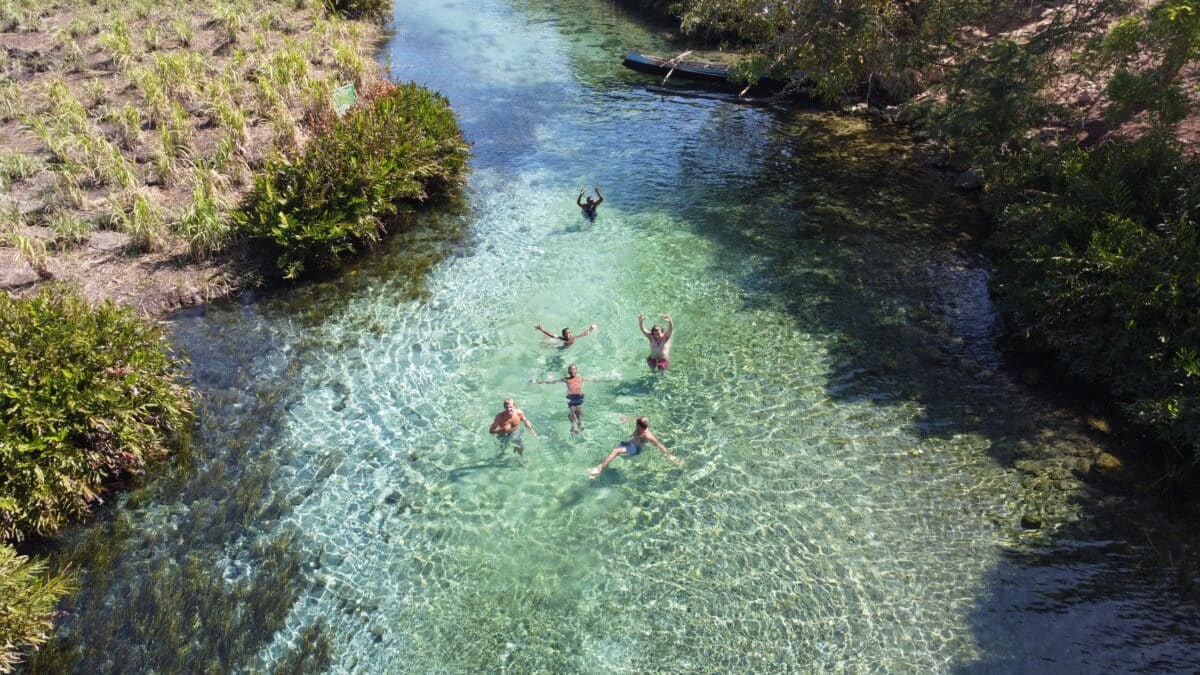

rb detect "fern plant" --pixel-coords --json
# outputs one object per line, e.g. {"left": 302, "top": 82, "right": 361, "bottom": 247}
{"left": 0, "top": 285, "right": 193, "bottom": 542}
{"left": 235, "top": 79, "right": 469, "bottom": 278}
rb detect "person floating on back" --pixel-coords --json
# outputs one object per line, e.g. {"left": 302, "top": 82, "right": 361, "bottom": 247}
{"left": 588, "top": 415, "right": 678, "bottom": 479}
{"left": 535, "top": 322, "right": 598, "bottom": 348}
{"left": 639, "top": 313, "right": 673, "bottom": 371}
{"left": 534, "top": 364, "right": 592, "bottom": 435}
{"left": 489, "top": 397, "right": 537, "bottom": 456}
{"left": 577, "top": 185, "right": 603, "bottom": 219}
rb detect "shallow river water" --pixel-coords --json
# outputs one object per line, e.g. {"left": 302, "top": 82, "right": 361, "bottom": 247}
{"left": 27, "top": 0, "right": 1200, "bottom": 672}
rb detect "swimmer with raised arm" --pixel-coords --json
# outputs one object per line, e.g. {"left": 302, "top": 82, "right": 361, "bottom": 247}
{"left": 638, "top": 313, "right": 673, "bottom": 371}
{"left": 577, "top": 185, "right": 603, "bottom": 219}
{"left": 489, "top": 397, "right": 537, "bottom": 455}
{"left": 534, "top": 364, "right": 593, "bottom": 435}
{"left": 588, "top": 416, "right": 678, "bottom": 479}
{"left": 534, "top": 322, "right": 598, "bottom": 348}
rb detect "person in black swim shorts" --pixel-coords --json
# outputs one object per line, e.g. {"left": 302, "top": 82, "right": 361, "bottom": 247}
{"left": 534, "top": 364, "right": 592, "bottom": 435}
{"left": 577, "top": 185, "right": 603, "bottom": 219}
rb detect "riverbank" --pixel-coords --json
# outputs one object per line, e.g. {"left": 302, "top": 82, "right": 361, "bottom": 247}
{"left": 0, "top": 0, "right": 390, "bottom": 315}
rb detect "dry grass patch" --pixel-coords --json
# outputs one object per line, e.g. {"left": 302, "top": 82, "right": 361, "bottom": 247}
{"left": 0, "top": 0, "right": 388, "bottom": 312}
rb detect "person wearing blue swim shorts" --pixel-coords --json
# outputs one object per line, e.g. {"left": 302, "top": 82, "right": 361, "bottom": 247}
{"left": 588, "top": 416, "right": 678, "bottom": 479}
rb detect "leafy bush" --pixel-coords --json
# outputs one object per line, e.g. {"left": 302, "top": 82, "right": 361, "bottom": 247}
{"left": 235, "top": 80, "right": 469, "bottom": 279}
{"left": 914, "top": 39, "right": 1060, "bottom": 164}
{"left": 0, "top": 543, "right": 74, "bottom": 672}
{"left": 0, "top": 285, "right": 193, "bottom": 541}
{"left": 323, "top": 0, "right": 391, "bottom": 22}
{"left": 986, "top": 135, "right": 1200, "bottom": 465}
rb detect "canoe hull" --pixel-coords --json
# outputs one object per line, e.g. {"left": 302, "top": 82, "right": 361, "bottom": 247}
{"left": 621, "top": 51, "right": 733, "bottom": 84}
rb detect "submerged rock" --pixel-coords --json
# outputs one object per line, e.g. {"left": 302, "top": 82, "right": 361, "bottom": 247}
{"left": 1091, "top": 452, "right": 1126, "bottom": 482}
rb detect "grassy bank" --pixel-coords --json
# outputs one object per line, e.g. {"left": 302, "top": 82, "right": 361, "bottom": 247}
{"left": 0, "top": 0, "right": 386, "bottom": 259}
{"left": 0, "top": 0, "right": 470, "bottom": 668}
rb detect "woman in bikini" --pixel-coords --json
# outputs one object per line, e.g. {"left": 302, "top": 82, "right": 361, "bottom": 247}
{"left": 534, "top": 322, "right": 598, "bottom": 348}
{"left": 588, "top": 416, "right": 678, "bottom": 479}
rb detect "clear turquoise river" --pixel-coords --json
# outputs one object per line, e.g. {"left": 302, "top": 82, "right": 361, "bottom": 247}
{"left": 27, "top": 0, "right": 1200, "bottom": 672}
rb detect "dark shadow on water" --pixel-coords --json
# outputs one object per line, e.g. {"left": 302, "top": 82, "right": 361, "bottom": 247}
{"left": 547, "top": 217, "right": 594, "bottom": 236}
{"left": 610, "top": 373, "right": 660, "bottom": 398}
{"left": 556, "top": 482, "right": 593, "bottom": 509}
{"left": 645, "top": 107, "right": 1200, "bottom": 669}
{"left": 446, "top": 456, "right": 524, "bottom": 482}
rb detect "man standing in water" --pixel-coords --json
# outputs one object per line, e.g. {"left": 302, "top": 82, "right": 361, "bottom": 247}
{"left": 639, "top": 313, "right": 674, "bottom": 371}
{"left": 534, "top": 322, "right": 598, "bottom": 347}
{"left": 577, "top": 185, "right": 603, "bottom": 219}
{"left": 489, "top": 397, "right": 537, "bottom": 455}
{"left": 534, "top": 364, "right": 592, "bottom": 435}
{"left": 588, "top": 415, "right": 678, "bottom": 479}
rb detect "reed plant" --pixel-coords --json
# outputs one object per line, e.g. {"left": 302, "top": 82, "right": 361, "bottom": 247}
{"left": 131, "top": 0, "right": 154, "bottom": 21}
{"left": 0, "top": 149, "right": 42, "bottom": 189}
{"left": 44, "top": 75, "right": 90, "bottom": 132}
{"left": 213, "top": 133, "right": 249, "bottom": 185}
{"left": 110, "top": 101, "right": 142, "bottom": 150}
{"left": 47, "top": 208, "right": 91, "bottom": 247}
{"left": 176, "top": 164, "right": 231, "bottom": 258}
{"left": 210, "top": 1, "right": 247, "bottom": 45}
{"left": 84, "top": 76, "right": 110, "bottom": 107}
{"left": 66, "top": 12, "right": 100, "bottom": 38}
{"left": 213, "top": 98, "right": 248, "bottom": 146}
{"left": 97, "top": 137, "right": 139, "bottom": 189}
{"left": 97, "top": 19, "right": 138, "bottom": 71}
{"left": 6, "top": 232, "right": 52, "bottom": 279}
{"left": 0, "top": 78, "right": 24, "bottom": 121}
{"left": 151, "top": 52, "right": 206, "bottom": 104}
{"left": 332, "top": 41, "right": 368, "bottom": 86}
{"left": 143, "top": 22, "right": 164, "bottom": 52}
{"left": 108, "top": 190, "right": 167, "bottom": 251}
{"left": 168, "top": 14, "right": 194, "bottom": 47}
{"left": 0, "top": 545, "right": 75, "bottom": 674}
{"left": 0, "top": 198, "right": 24, "bottom": 233}
{"left": 48, "top": 163, "right": 86, "bottom": 208}
{"left": 23, "top": 115, "right": 72, "bottom": 163}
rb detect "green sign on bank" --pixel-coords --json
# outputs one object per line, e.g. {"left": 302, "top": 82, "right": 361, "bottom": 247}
{"left": 332, "top": 84, "right": 357, "bottom": 116}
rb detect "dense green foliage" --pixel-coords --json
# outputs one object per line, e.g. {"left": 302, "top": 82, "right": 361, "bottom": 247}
{"left": 670, "top": 0, "right": 993, "bottom": 102}
{"left": 986, "top": 135, "right": 1200, "bottom": 463}
{"left": 650, "top": 0, "right": 1200, "bottom": 471}
{"left": 912, "top": 39, "right": 1059, "bottom": 163}
{"left": 0, "top": 544, "right": 74, "bottom": 673}
{"left": 0, "top": 285, "right": 192, "bottom": 542}
{"left": 235, "top": 80, "right": 470, "bottom": 279}
{"left": 324, "top": 0, "right": 392, "bottom": 22}
{"left": 1087, "top": 0, "right": 1200, "bottom": 128}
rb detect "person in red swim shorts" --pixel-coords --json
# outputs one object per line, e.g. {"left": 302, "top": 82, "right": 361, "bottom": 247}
{"left": 638, "top": 312, "right": 673, "bottom": 371}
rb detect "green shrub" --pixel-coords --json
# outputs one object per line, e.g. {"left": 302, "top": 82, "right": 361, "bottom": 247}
{"left": 323, "top": 0, "right": 391, "bottom": 22}
{"left": 235, "top": 80, "right": 469, "bottom": 279}
{"left": 987, "top": 135, "right": 1200, "bottom": 466}
{"left": 0, "top": 543, "right": 75, "bottom": 672}
{"left": 0, "top": 285, "right": 193, "bottom": 542}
